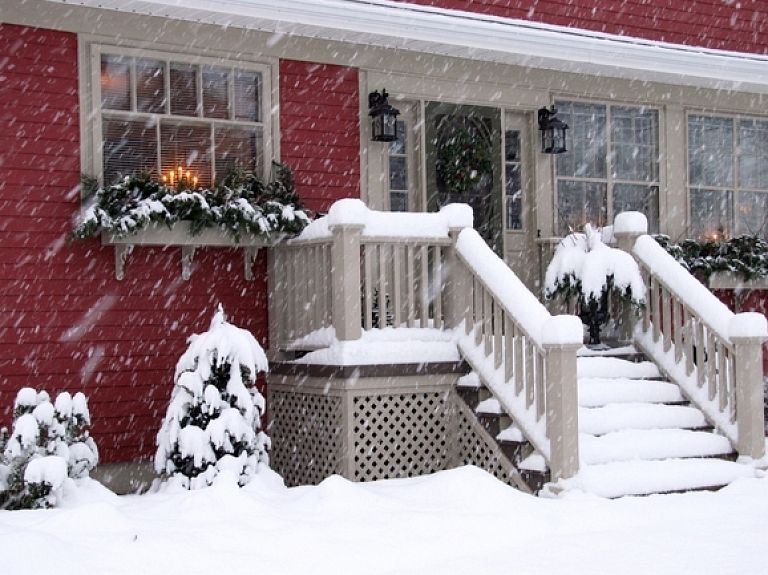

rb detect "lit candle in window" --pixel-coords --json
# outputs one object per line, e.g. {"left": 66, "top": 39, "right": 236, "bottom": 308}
{"left": 193, "top": 176, "right": 198, "bottom": 186}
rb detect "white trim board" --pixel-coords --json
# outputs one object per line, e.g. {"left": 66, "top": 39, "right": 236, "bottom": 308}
{"left": 48, "top": 0, "right": 768, "bottom": 94}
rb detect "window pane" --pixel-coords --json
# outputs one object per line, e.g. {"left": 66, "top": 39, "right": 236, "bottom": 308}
{"left": 506, "top": 159, "right": 522, "bottom": 231}
{"left": 203, "top": 68, "right": 229, "bottom": 119}
{"left": 612, "top": 107, "right": 658, "bottom": 182}
{"left": 613, "top": 184, "right": 659, "bottom": 233}
{"left": 556, "top": 102, "right": 607, "bottom": 179}
{"left": 690, "top": 188, "right": 733, "bottom": 240}
{"left": 136, "top": 59, "right": 165, "bottom": 114}
{"left": 738, "top": 191, "right": 768, "bottom": 237}
{"left": 170, "top": 64, "right": 198, "bottom": 117}
{"left": 214, "top": 126, "right": 262, "bottom": 182}
{"left": 390, "top": 192, "right": 408, "bottom": 212}
{"left": 688, "top": 115, "right": 734, "bottom": 187}
{"left": 234, "top": 71, "right": 261, "bottom": 122}
{"left": 389, "top": 156, "right": 407, "bottom": 191}
{"left": 557, "top": 180, "right": 607, "bottom": 235}
{"left": 505, "top": 131, "right": 520, "bottom": 162}
{"left": 102, "top": 119, "right": 158, "bottom": 184}
{"left": 101, "top": 55, "right": 131, "bottom": 111}
{"left": 388, "top": 121, "right": 406, "bottom": 155}
{"left": 739, "top": 119, "right": 768, "bottom": 190}
{"left": 160, "top": 123, "right": 211, "bottom": 185}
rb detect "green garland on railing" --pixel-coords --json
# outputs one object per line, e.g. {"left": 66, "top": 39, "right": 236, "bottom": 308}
{"left": 653, "top": 234, "right": 768, "bottom": 282}
{"left": 71, "top": 163, "right": 310, "bottom": 243}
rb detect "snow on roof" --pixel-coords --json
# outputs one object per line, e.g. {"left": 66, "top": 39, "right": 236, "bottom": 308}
{"left": 49, "top": 0, "right": 768, "bottom": 93}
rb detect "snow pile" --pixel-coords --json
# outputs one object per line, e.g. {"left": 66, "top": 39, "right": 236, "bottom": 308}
{"left": 298, "top": 199, "right": 473, "bottom": 240}
{"left": 155, "top": 306, "right": 270, "bottom": 490}
{"left": 2, "top": 465, "right": 768, "bottom": 575}
{"left": 0, "top": 389, "right": 98, "bottom": 510}
{"left": 545, "top": 224, "right": 646, "bottom": 306}
{"left": 294, "top": 327, "right": 459, "bottom": 365}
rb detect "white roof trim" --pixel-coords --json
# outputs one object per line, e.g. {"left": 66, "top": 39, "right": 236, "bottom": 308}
{"left": 50, "top": 0, "right": 768, "bottom": 92}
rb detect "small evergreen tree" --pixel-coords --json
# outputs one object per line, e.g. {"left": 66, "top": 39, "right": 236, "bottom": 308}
{"left": 155, "top": 306, "right": 270, "bottom": 489}
{"left": 0, "top": 388, "right": 98, "bottom": 510}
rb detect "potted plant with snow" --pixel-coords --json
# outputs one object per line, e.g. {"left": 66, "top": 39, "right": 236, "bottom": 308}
{"left": 154, "top": 305, "right": 270, "bottom": 490}
{"left": 545, "top": 224, "right": 646, "bottom": 346}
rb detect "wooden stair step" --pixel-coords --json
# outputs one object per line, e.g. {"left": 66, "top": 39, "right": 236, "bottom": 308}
{"left": 576, "top": 458, "right": 757, "bottom": 498}
{"left": 579, "top": 377, "right": 685, "bottom": 407}
{"left": 579, "top": 403, "right": 709, "bottom": 436}
{"left": 580, "top": 428, "right": 735, "bottom": 465}
{"left": 578, "top": 356, "right": 662, "bottom": 379}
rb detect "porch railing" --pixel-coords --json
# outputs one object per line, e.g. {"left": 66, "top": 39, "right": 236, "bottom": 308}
{"left": 268, "top": 200, "right": 583, "bottom": 483}
{"left": 614, "top": 213, "right": 767, "bottom": 460}
{"left": 451, "top": 228, "right": 583, "bottom": 482}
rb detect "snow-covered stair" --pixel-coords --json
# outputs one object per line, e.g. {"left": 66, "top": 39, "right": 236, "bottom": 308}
{"left": 456, "top": 347, "right": 760, "bottom": 497}
{"left": 575, "top": 353, "right": 758, "bottom": 497}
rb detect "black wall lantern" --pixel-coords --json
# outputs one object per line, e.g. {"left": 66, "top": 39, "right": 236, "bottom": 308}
{"left": 369, "top": 89, "right": 400, "bottom": 142}
{"left": 538, "top": 105, "right": 569, "bottom": 154}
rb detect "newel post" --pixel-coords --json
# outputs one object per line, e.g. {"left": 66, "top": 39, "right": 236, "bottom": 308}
{"left": 542, "top": 315, "right": 583, "bottom": 482}
{"left": 329, "top": 222, "right": 364, "bottom": 341}
{"left": 445, "top": 227, "right": 472, "bottom": 331}
{"left": 729, "top": 313, "right": 767, "bottom": 460}
{"left": 613, "top": 212, "right": 648, "bottom": 342}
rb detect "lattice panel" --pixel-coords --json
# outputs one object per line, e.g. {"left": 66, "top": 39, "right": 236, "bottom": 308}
{"left": 448, "top": 395, "right": 521, "bottom": 488}
{"left": 268, "top": 389, "right": 344, "bottom": 487}
{"left": 352, "top": 392, "right": 450, "bottom": 481}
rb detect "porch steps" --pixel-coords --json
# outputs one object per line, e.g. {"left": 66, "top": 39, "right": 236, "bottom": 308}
{"left": 458, "top": 348, "right": 759, "bottom": 498}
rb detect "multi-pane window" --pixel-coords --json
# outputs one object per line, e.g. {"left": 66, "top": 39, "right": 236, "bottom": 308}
{"left": 555, "top": 102, "right": 659, "bottom": 235}
{"left": 688, "top": 115, "right": 768, "bottom": 239}
{"left": 99, "top": 52, "right": 265, "bottom": 186}
{"left": 388, "top": 120, "right": 409, "bottom": 211}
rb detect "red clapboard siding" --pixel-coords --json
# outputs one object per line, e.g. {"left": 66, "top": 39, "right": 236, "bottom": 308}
{"left": 0, "top": 24, "right": 271, "bottom": 463}
{"left": 393, "top": 0, "right": 768, "bottom": 55}
{"left": 279, "top": 60, "right": 360, "bottom": 213}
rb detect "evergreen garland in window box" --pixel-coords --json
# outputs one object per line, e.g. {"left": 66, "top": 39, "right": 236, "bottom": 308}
{"left": 653, "top": 234, "right": 768, "bottom": 283}
{"left": 71, "top": 162, "right": 310, "bottom": 244}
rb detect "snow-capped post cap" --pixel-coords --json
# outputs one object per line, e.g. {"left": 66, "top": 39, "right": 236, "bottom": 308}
{"left": 541, "top": 315, "right": 584, "bottom": 346}
{"left": 439, "top": 203, "right": 474, "bottom": 230}
{"left": 613, "top": 211, "right": 648, "bottom": 235}
{"left": 729, "top": 312, "right": 768, "bottom": 340}
{"left": 327, "top": 198, "right": 368, "bottom": 229}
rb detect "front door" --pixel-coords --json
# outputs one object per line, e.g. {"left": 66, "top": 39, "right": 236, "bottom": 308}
{"left": 425, "top": 102, "right": 503, "bottom": 255}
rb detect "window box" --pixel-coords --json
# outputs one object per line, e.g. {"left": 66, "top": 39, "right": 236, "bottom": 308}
{"left": 102, "top": 221, "right": 275, "bottom": 281}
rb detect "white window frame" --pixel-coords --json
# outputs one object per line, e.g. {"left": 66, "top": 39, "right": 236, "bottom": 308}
{"left": 87, "top": 43, "right": 273, "bottom": 187}
{"left": 554, "top": 100, "right": 661, "bottom": 236}
{"left": 687, "top": 112, "right": 768, "bottom": 240}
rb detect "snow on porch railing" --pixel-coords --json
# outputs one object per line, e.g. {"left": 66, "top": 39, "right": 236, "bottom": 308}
{"left": 614, "top": 212, "right": 767, "bottom": 460}
{"left": 452, "top": 228, "right": 583, "bottom": 483}
{"left": 268, "top": 200, "right": 470, "bottom": 351}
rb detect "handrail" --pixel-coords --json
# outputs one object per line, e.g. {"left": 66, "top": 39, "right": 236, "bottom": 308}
{"left": 618, "top": 221, "right": 766, "bottom": 460}
{"left": 453, "top": 228, "right": 582, "bottom": 482}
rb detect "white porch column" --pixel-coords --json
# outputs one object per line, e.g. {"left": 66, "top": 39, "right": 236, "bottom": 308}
{"left": 329, "top": 222, "right": 364, "bottom": 341}
{"left": 730, "top": 313, "right": 768, "bottom": 460}
{"left": 542, "top": 315, "right": 583, "bottom": 482}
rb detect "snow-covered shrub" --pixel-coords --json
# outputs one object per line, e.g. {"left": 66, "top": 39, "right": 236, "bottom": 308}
{"left": 545, "top": 224, "right": 646, "bottom": 344}
{"left": 546, "top": 224, "right": 646, "bottom": 306}
{"left": 0, "top": 389, "right": 98, "bottom": 510}
{"left": 155, "top": 306, "right": 270, "bottom": 490}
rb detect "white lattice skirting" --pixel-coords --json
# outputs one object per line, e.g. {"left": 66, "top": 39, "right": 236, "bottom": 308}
{"left": 268, "top": 366, "right": 527, "bottom": 490}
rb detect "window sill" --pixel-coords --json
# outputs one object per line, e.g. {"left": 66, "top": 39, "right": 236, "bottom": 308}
{"left": 101, "top": 222, "right": 274, "bottom": 281}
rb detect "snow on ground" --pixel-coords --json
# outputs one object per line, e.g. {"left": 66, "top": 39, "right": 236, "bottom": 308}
{"left": 2, "top": 466, "right": 768, "bottom": 575}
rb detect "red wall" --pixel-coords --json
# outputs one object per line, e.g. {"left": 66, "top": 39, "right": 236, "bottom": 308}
{"left": 396, "top": 0, "right": 768, "bottom": 54}
{"left": 279, "top": 60, "right": 360, "bottom": 214}
{"left": 0, "top": 24, "right": 269, "bottom": 463}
